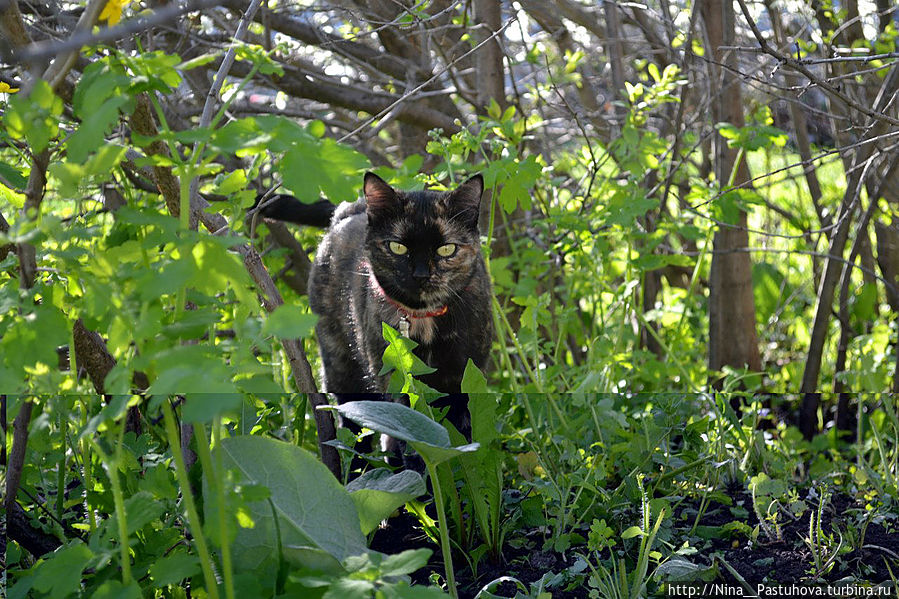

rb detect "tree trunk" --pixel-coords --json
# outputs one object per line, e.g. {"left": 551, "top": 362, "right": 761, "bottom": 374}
{"left": 474, "top": 0, "right": 505, "bottom": 110}
{"left": 701, "top": 0, "right": 762, "bottom": 381}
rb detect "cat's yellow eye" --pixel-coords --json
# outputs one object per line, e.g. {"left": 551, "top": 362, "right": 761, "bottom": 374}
{"left": 388, "top": 241, "right": 408, "bottom": 255}
{"left": 436, "top": 243, "right": 456, "bottom": 257}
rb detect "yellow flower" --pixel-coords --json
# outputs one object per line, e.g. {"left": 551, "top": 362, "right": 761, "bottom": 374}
{"left": 99, "top": 0, "right": 130, "bottom": 25}
{"left": 0, "top": 82, "right": 19, "bottom": 93}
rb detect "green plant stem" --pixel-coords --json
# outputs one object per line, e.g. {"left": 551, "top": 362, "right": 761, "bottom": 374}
{"left": 56, "top": 400, "right": 66, "bottom": 519}
{"left": 163, "top": 402, "right": 221, "bottom": 599}
{"left": 193, "top": 420, "right": 235, "bottom": 599}
{"left": 426, "top": 461, "right": 458, "bottom": 599}
{"left": 89, "top": 423, "right": 131, "bottom": 585}
{"left": 488, "top": 292, "right": 520, "bottom": 391}
{"left": 492, "top": 295, "right": 542, "bottom": 391}
{"left": 79, "top": 397, "right": 96, "bottom": 532}
{"left": 652, "top": 457, "right": 708, "bottom": 488}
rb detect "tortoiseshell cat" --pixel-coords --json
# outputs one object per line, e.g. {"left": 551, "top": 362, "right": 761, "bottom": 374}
{"left": 257, "top": 173, "right": 493, "bottom": 431}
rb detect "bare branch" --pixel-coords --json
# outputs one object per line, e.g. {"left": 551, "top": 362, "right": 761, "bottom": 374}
{"left": 735, "top": 0, "right": 899, "bottom": 130}
{"left": 12, "top": 0, "right": 219, "bottom": 65}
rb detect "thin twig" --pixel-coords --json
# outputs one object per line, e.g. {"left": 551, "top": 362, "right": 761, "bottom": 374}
{"left": 734, "top": 0, "right": 899, "bottom": 129}
{"left": 336, "top": 16, "right": 515, "bottom": 143}
{"left": 13, "top": 0, "right": 219, "bottom": 65}
{"left": 189, "top": 0, "right": 264, "bottom": 230}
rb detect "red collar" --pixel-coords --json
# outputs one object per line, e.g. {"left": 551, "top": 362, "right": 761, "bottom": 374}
{"left": 364, "top": 261, "right": 448, "bottom": 319}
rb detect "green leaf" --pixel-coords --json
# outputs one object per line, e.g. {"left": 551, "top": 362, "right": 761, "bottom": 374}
{"left": 0, "top": 161, "right": 28, "bottom": 189}
{"left": 32, "top": 543, "right": 93, "bottom": 599}
{"left": 4, "top": 79, "right": 63, "bottom": 153}
{"left": 210, "top": 117, "right": 272, "bottom": 155}
{"left": 281, "top": 136, "right": 368, "bottom": 203}
{"left": 149, "top": 551, "right": 202, "bottom": 587}
{"left": 331, "top": 401, "right": 480, "bottom": 466}
{"left": 262, "top": 305, "right": 318, "bottom": 339}
{"left": 211, "top": 169, "right": 248, "bottom": 195}
{"left": 380, "top": 548, "right": 433, "bottom": 576}
{"left": 389, "top": 584, "right": 453, "bottom": 599}
{"left": 655, "top": 557, "right": 710, "bottom": 582}
{"left": 145, "top": 346, "right": 241, "bottom": 421}
{"left": 0, "top": 304, "right": 69, "bottom": 378}
{"left": 346, "top": 468, "right": 426, "bottom": 534}
{"left": 216, "top": 436, "right": 367, "bottom": 577}
{"left": 234, "top": 43, "right": 283, "bottom": 76}
{"left": 380, "top": 323, "right": 436, "bottom": 378}
{"left": 487, "top": 98, "right": 502, "bottom": 120}
{"left": 120, "top": 491, "right": 165, "bottom": 535}
{"left": 633, "top": 253, "right": 693, "bottom": 271}
{"left": 72, "top": 59, "right": 130, "bottom": 119}
{"left": 497, "top": 155, "right": 541, "bottom": 213}
{"left": 123, "top": 51, "right": 183, "bottom": 93}
{"left": 851, "top": 282, "right": 877, "bottom": 322}
{"left": 323, "top": 579, "right": 373, "bottom": 599}
{"left": 91, "top": 580, "right": 143, "bottom": 599}
{"left": 602, "top": 188, "right": 659, "bottom": 227}
{"left": 621, "top": 525, "right": 644, "bottom": 539}
{"left": 177, "top": 52, "right": 221, "bottom": 71}
{"left": 461, "top": 359, "right": 488, "bottom": 394}
{"left": 66, "top": 95, "right": 130, "bottom": 163}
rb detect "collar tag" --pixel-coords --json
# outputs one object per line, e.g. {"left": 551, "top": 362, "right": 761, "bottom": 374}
{"left": 399, "top": 316, "right": 411, "bottom": 337}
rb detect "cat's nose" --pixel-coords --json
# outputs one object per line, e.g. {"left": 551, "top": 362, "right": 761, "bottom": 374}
{"left": 412, "top": 262, "right": 430, "bottom": 280}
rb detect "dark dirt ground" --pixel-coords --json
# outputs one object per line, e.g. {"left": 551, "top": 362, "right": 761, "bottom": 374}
{"left": 370, "top": 489, "right": 899, "bottom": 598}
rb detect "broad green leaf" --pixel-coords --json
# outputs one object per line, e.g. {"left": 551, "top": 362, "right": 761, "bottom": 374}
{"left": 119, "top": 491, "right": 165, "bottom": 535}
{"left": 281, "top": 137, "right": 368, "bottom": 204}
{"left": 32, "top": 543, "right": 93, "bottom": 599}
{"left": 149, "top": 551, "right": 202, "bottom": 587}
{"left": 91, "top": 580, "right": 142, "bottom": 599}
{"left": 852, "top": 282, "right": 877, "bottom": 322}
{"left": 380, "top": 323, "right": 436, "bottom": 378}
{"left": 262, "top": 304, "right": 318, "bottom": 339}
{"left": 602, "top": 188, "right": 659, "bottom": 227}
{"left": 144, "top": 346, "right": 241, "bottom": 421}
{"left": 388, "top": 584, "right": 452, "bottom": 598}
{"left": 497, "top": 155, "right": 541, "bottom": 213}
{"left": 461, "top": 359, "right": 488, "bottom": 394}
{"left": 380, "top": 548, "right": 433, "bottom": 576}
{"left": 216, "top": 436, "right": 367, "bottom": 577}
{"left": 331, "top": 401, "right": 480, "bottom": 466}
{"left": 0, "top": 161, "right": 27, "bottom": 189}
{"left": 322, "top": 579, "right": 373, "bottom": 599}
{"left": 4, "top": 79, "right": 63, "bottom": 153}
{"left": 72, "top": 59, "right": 130, "bottom": 118}
{"left": 122, "top": 50, "right": 183, "bottom": 93}
{"left": 346, "top": 468, "right": 426, "bottom": 534}
{"left": 654, "top": 557, "right": 710, "bottom": 582}
{"left": 0, "top": 304, "right": 69, "bottom": 377}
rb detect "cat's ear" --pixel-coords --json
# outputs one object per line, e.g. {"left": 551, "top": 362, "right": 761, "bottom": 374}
{"left": 363, "top": 172, "right": 399, "bottom": 218}
{"left": 444, "top": 174, "right": 484, "bottom": 227}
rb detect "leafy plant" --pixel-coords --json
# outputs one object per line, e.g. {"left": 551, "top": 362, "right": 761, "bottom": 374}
{"left": 800, "top": 490, "right": 843, "bottom": 578}
{"left": 331, "top": 400, "right": 480, "bottom": 599}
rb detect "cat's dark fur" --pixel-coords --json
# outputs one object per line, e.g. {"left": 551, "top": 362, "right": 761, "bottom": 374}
{"left": 308, "top": 173, "right": 493, "bottom": 399}
{"left": 255, "top": 173, "right": 494, "bottom": 435}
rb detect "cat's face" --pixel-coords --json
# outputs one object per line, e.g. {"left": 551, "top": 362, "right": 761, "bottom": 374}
{"left": 363, "top": 173, "right": 484, "bottom": 310}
